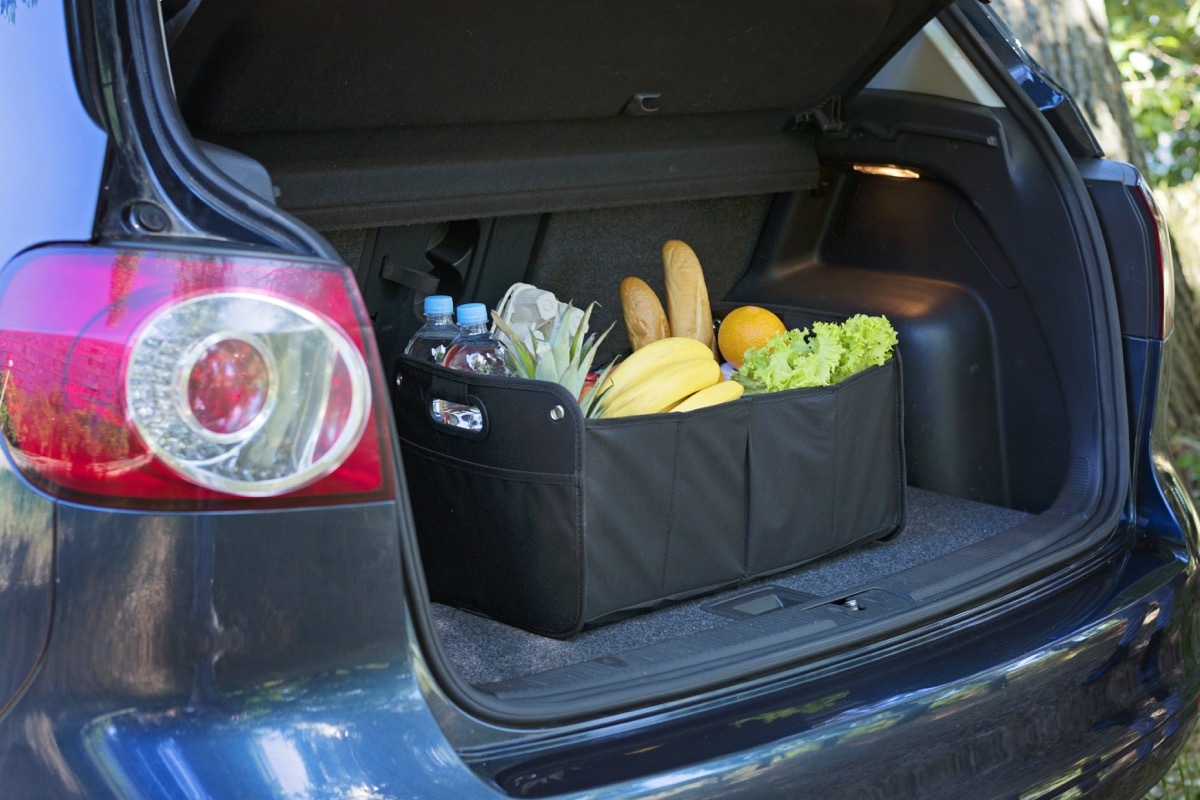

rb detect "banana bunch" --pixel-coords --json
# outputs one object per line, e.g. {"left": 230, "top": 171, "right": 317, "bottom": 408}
{"left": 592, "top": 337, "right": 744, "bottom": 418}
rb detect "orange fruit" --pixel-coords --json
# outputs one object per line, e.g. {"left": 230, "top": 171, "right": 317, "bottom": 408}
{"left": 718, "top": 306, "right": 786, "bottom": 368}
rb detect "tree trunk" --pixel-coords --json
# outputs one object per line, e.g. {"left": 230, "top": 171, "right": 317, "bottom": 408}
{"left": 990, "top": 0, "right": 1200, "bottom": 438}
{"left": 990, "top": 0, "right": 1144, "bottom": 168}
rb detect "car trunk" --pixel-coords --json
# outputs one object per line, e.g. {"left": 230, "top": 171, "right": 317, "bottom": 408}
{"left": 164, "top": 0, "right": 1127, "bottom": 717}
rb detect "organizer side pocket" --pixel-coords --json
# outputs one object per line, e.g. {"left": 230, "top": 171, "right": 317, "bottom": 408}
{"left": 828, "top": 360, "right": 906, "bottom": 549}
{"left": 582, "top": 402, "right": 751, "bottom": 624}
{"left": 744, "top": 386, "right": 838, "bottom": 573}
{"left": 393, "top": 357, "right": 586, "bottom": 638}
{"left": 401, "top": 443, "right": 584, "bottom": 637}
{"left": 660, "top": 403, "right": 751, "bottom": 595}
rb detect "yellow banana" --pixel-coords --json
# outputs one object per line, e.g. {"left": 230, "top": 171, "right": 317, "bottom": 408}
{"left": 670, "top": 379, "right": 745, "bottom": 413}
{"left": 601, "top": 357, "right": 722, "bottom": 418}
{"left": 594, "top": 336, "right": 713, "bottom": 400}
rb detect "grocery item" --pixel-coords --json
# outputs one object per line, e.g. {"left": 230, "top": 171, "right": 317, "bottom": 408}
{"left": 599, "top": 356, "right": 722, "bottom": 418}
{"left": 592, "top": 336, "right": 713, "bottom": 401}
{"left": 669, "top": 378, "right": 744, "bottom": 412}
{"left": 734, "top": 314, "right": 898, "bottom": 393}
{"left": 662, "top": 239, "right": 717, "bottom": 355}
{"left": 491, "top": 298, "right": 613, "bottom": 417}
{"left": 403, "top": 294, "right": 458, "bottom": 364}
{"left": 619, "top": 276, "right": 670, "bottom": 351}
{"left": 492, "top": 282, "right": 584, "bottom": 346}
{"left": 442, "top": 303, "right": 513, "bottom": 376}
{"left": 717, "top": 305, "right": 787, "bottom": 369}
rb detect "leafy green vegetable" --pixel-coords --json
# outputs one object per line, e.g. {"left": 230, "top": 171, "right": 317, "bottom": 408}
{"left": 733, "top": 314, "right": 897, "bottom": 394}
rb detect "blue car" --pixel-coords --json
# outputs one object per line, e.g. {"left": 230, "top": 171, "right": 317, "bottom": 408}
{"left": 2, "top": 0, "right": 1197, "bottom": 797}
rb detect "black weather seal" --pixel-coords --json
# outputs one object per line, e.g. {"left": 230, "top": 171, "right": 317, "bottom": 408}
{"left": 935, "top": 3, "right": 1128, "bottom": 559}
{"left": 162, "top": 0, "right": 202, "bottom": 47}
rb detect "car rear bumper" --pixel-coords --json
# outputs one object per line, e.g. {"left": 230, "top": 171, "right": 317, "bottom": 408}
{"left": 6, "top": 522, "right": 1186, "bottom": 799}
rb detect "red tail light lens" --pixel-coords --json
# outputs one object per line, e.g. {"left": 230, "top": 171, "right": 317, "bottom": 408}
{"left": 1135, "top": 179, "right": 1176, "bottom": 339}
{"left": 0, "top": 245, "right": 393, "bottom": 509}
{"left": 185, "top": 336, "right": 272, "bottom": 437}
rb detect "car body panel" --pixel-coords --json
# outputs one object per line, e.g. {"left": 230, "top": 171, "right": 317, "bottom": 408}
{"left": 0, "top": 501, "right": 428, "bottom": 795}
{"left": 3, "top": 520, "right": 1197, "bottom": 798}
{"left": 954, "top": 0, "right": 1104, "bottom": 159}
{"left": 462, "top": 532, "right": 1200, "bottom": 799}
{"left": 0, "top": 462, "right": 55, "bottom": 723}
{"left": 0, "top": 0, "right": 106, "bottom": 722}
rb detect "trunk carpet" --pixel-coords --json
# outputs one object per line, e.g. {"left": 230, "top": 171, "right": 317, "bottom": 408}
{"left": 430, "top": 487, "right": 1032, "bottom": 685}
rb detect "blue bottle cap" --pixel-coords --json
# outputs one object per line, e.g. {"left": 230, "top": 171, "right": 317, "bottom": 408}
{"left": 423, "top": 295, "right": 453, "bottom": 316}
{"left": 456, "top": 302, "right": 488, "bottom": 326}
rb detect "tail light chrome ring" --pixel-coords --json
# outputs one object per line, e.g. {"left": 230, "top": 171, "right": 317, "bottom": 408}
{"left": 125, "top": 291, "right": 371, "bottom": 497}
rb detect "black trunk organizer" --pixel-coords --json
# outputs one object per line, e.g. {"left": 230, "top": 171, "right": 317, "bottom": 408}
{"left": 393, "top": 308, "right": 905, "bottom": 638}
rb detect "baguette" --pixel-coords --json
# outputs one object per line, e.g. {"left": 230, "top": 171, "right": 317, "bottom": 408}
{"left": 662, "top": 239, "right": 717, "bottom": 355}
{"left": 620, "top": 276, "right": 670, "bottom": 351}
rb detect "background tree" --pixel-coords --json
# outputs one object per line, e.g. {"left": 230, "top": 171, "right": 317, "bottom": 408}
{"left": 1107, "top": 0, "right": 1200, "bottom": 186}
{"left": 991, "top": 0, "right": 1200, "bottom": 442}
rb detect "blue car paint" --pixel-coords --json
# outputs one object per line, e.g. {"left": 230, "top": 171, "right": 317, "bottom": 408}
{"left": 71, "top": 670, "right": 492, "bottom": 798}
{"left": 0, "top": 0, "right": 106, "bottom": 719}
{"left": 8, "top": 517, "right": 1199, "bottom": 797}
{"left": 955, "top": 0, "right": 1105, "bottom": 158}
{"left": 0, "top": 501, "right": 485, "bottom": 797}
{"left": 472, "top": 539, "right": 1200, "bottom": 798}
{"left": 0, "top": 460, "right": 55, "bottom": 721}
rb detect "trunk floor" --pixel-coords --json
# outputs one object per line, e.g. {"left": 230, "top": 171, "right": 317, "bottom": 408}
{"left": 431, "top": 487, "right": 1032, "bottom": 685}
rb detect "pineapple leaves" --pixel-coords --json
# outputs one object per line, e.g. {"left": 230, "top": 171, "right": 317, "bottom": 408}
{"left": 490, "top": 313, "right": 539, "bottom": 378}
{"left": 491, "top": 301, "right": 615, "bottom": 409}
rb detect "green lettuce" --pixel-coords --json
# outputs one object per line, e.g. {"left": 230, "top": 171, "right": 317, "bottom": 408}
{"left": 733, "top": 314, "right": 897, "bottom": 394}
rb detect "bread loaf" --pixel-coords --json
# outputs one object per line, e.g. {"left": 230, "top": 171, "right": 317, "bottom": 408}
{"left": 620, "top": 276, "right": 670, "bottom": 351}
{"left": 662, "top": 239, "right": 716, "bottom": 355}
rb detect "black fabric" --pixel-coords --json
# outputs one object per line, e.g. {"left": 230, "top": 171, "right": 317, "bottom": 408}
{"left": 394, "top": 329, "right": 905, "bottom": 638}
{"left": 168, "top": 0, "right": 951, "bottom": 227}
{"left": 203, "top": 118, "right": 818, "bottom": 229}
{"left": 171, "top": 0, "right": 950, "bottom": 134}
{"left": 527, "top": 196, "right": 772, "bottom": 364}
{"left": 394, "top": 363, "right": 585, "bottom": 636}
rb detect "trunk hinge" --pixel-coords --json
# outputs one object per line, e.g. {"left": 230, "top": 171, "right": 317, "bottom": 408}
{"left": 794, "top": 97, "right": 843, "bottom": 134}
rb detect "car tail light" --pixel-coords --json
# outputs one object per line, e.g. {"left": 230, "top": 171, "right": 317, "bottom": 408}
{"left": 1134, "top": 179, "right": 1176, "bottom": 339}
{"left": 0, "top": 245, "right": 393, "bottom": 509}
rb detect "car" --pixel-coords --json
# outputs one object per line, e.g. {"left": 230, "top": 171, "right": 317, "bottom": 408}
{"left": 1, "top": 0, "right": 1198, "bottom": 797}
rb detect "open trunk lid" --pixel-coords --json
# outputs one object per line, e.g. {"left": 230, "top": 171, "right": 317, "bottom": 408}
{"left": 167, "top": 0, "right": 954, "bottom": 227}
{"left": 156, "top": 0, "right": 1130, "bottom": 725}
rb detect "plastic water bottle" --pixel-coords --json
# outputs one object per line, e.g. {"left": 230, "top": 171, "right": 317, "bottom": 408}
{"left": 434, "top": 303, "right": 511, "bottom": 433}
{"left": 404, "top": 295, "right": 458, "bottom": 364}
{"left": 442, "top": 303, "right": 513, "bottom": 376}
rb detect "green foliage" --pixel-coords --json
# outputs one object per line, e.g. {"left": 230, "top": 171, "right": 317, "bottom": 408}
{"left": 1143, "top": 733, "right": 1200, "bottom": 798}
{"left": 1107, "top": 0, "right": 1200, "bottom": 186}
{"left": 1170, "top": 434, "right": 1200, "bottom": 503}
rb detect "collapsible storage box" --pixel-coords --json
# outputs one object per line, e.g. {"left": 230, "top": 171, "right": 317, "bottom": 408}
{"left": 394, "top": 311, "right": 905, "bottom": 638}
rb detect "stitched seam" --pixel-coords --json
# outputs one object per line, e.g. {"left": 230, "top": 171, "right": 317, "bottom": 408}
{"left": 830, "top": 387, "right": 839, "bottom": 554}
{"left": 660, "top": 423, "right": 680, "bottom": 597}
{"left": 743, "top": 407, "right": 753, "bottom": 578}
